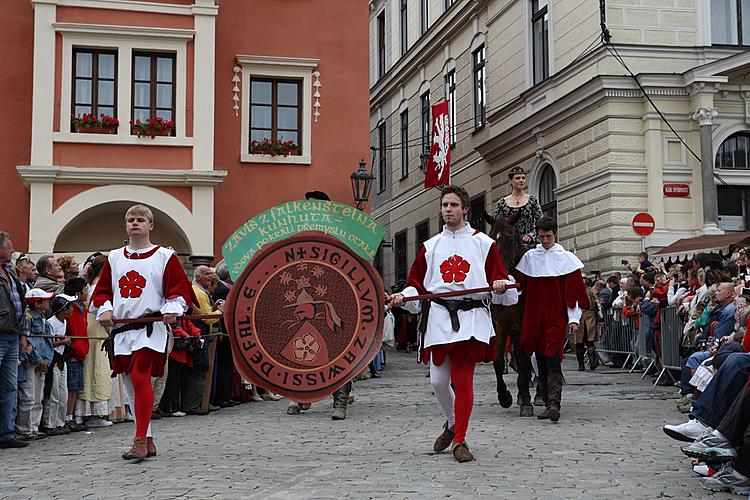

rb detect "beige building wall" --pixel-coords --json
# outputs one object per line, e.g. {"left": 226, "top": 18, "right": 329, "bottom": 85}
{"left": 371, "top": 0, "right": 750, "bottom": 287}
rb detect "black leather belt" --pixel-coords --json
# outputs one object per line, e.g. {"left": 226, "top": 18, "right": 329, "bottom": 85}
{"left": 432, "top": 298, "right": 488, "bottom": 332}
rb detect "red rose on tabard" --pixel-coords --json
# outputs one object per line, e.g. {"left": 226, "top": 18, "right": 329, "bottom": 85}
{"left": 439, "top": 255, "right": 471, "bottom": 283}
{"left": 118, "top": 270, "right": 147, "bottom": 298}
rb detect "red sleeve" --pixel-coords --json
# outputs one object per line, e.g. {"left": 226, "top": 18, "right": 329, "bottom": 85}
{"left": 404, "top": 246, "right": 428, "bottom": 294}
{"left": 90, "top": 260, "right": 114, "bottom": 308}
{"left": 163, "top": 254, "right": 197, "bottom": 308}
{"left": 565, "top": 270, "right": 589, "bottom": 309}
{"left": 514, "top": 271, "right": 527, "bottom": 292}
{"left": 485, "top": 243, "right": 509, "bottom": 283}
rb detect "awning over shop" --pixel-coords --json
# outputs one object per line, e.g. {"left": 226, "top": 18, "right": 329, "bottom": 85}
{"left": 653, "top": 231, "right": 750, "bottom": 262}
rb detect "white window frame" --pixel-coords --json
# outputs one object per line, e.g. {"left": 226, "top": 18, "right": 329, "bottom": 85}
{"left": 54, "top": 23, "right": 192, "bottom": 146}
{"left": 237, "top": 55, "right": 318, "bottom": 165}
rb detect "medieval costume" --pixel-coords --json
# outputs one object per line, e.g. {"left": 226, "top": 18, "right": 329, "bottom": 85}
{"left": 515, "top": 242, "right": 588, "bottom": 421}
{"left": 400, "top": 223, "right": 517, "bottom": 461}
{"left": 91, "top": 245, "right": 193, "bottom": 459}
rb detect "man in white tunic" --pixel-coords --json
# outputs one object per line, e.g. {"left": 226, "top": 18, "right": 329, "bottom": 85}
{"left": 390, "top": 185, "right": 517, "bottom": 462}
{"left": 91, "top": 205, "right": 194, "bottom": 460}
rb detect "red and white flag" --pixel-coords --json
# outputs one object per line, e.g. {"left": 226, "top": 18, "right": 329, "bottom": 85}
{"left": 424, "top": 100, "right": 451, "bottom": 188}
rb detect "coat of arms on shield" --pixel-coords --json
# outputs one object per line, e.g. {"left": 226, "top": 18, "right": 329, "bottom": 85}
{"left": 225, "top": 229, "right": 384, "bottom": 403}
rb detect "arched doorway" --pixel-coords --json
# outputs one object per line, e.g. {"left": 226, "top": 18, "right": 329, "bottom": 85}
{"left": 54, "top": 201, "right": 191, "bottom": 261}
{"left": 538, "top": 163, "right": 557, "bottom": 219}
{"left": 716, "top": 132, "right": 750, "bottom": 231}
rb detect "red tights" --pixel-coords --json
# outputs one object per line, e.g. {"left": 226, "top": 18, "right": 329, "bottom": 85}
{"left": 449, "top": 349, "right": 477, "bottom": 445}
{"left": 129, "top": 349, "right": 156, "bottom": 438}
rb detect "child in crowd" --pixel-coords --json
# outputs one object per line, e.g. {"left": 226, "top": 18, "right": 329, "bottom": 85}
{"left": 64, "top": 278, "right": 90, "bottom": 432}
{"left": 41, "top": 294, "right": 74, "bottom": 436}
{"left": 17, "top": 289, "right": 55, "bottom": 440}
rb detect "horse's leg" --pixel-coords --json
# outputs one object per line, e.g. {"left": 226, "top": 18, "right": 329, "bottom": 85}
{"left": 492, "top": 307, "right": 513, "bottom": 409}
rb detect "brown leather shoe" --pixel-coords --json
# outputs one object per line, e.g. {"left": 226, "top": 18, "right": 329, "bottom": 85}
{"left": 146, "top": 437, "right": 157, "bottom": 457}
{"left": 122, "top": 437, "right": 148, "bottom": 460}
{"left": 433, "top": 421, "right": 455, "bottom": 452}
{"left": 452, "top": 442, "right": 474, "bottom": 463}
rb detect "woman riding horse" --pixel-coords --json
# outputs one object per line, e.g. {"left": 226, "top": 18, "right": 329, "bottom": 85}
{"left": 487, "top": 165, "right": 543, "bottom": 417}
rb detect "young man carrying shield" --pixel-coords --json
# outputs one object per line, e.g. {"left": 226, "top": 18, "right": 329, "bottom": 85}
{"left": 390, "top": 185, "right": 517, "bottom": 463}
{"left": 91, "top": 205, "right": 194, "bottom": 459}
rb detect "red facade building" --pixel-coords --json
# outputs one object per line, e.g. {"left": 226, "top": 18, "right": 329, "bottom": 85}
{"left": 0, "top": 0, "right": 370, "bottom": 265}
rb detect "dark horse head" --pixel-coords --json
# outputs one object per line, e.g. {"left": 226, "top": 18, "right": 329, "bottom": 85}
{"left": 484, "top": 210, "right": 523, "bottom": 273}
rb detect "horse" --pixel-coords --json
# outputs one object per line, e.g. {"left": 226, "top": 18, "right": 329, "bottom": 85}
{"left": 484, "top": 210, "right": 534, "bottom": 416}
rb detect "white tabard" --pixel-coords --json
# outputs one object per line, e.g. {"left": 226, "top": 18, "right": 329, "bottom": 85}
{"left": 400, "top": 223, "right": 518, "bottom": 349}
{"left": 90, "top": 245, "right": 190, "bottom": 356}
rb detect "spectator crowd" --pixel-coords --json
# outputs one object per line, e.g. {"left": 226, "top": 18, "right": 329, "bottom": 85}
{"left": 1, "top": 231, "right": 366, "bottom": 450}
{"left": 579, "top": 247, "right": 750, "bottom": 495}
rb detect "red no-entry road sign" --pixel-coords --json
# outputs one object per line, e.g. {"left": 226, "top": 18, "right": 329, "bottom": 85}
{"left": 632, "top": 212, "right": 655, "bottom": 237}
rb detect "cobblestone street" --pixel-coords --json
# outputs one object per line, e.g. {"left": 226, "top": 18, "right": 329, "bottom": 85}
{"left": 1, "top": 351, "right": 732, "bottom": 499}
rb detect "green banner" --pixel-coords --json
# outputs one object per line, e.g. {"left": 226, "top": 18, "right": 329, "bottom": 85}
{"left": 222, "top": 200, "right": 385, "bottom": 281}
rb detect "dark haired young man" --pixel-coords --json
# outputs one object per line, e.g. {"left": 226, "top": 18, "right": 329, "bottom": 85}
{"left": 391, "top": 185, "right": 517, "bottom": 462}
{"left": 497, "top": 216, "right": 588, "bottom": 422}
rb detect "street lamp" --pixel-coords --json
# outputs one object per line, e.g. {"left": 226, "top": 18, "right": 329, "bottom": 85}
{"left": 350, "top": 159, "right": 375, "bottom": 210}
{"left": 419, "top": 152, "right": 429, "bottom": 173}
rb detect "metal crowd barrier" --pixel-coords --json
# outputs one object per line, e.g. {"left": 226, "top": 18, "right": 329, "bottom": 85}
{"left": 654, "top": 306, "right": 683, "bottom": 387}
{"left": 594, "top": 309, "right": 636, "bottom": 369}
{"left": 595, "top": 304, "right": 685, "bottom": 388}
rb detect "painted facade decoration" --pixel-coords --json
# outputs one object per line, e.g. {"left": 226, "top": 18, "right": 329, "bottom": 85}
{"left": 1, "top": 0, "right": 369, "bottom": 268}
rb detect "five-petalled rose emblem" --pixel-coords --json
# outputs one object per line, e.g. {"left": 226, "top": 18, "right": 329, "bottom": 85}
{"left": 439, "top": 255, "right": 470, "bottom": 283}
{"left": 118, "top": 270, "right": 147, "bottom": 298}
{"left": 293, "top": 333, "right": 321, "bottom": 362}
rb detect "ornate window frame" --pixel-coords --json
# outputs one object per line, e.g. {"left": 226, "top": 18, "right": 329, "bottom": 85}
{"left": 237, "top": 55, "right": 318, "bottom": 165}
{"left": 55, "top": 23, "right": 191, "bottom": 145}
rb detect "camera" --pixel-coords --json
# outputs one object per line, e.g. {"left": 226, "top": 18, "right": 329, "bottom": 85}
{"left": 621, "top": 259, "right": 629, "bottom": 265}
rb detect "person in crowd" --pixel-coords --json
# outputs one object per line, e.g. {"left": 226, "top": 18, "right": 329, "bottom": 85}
{"left": 77, "top": 255, "right": 114, "bottom": 428}
{"left": 494, "top": 165, "right": 544, "bottom": 252}
{"left": 63, "top": 278, "right": 89, "bottom": 432}
{"left": 34, "top": 255, "right": 64, "bottom": 294}
{"left": 17, "top": 288, "right": 55, "bottom": 441}
{"left": 626, "top": 252, "right": 655, "bottom": 276}
{"left": 681, "top": 384, "right": 750, "bottom": 495}
{"left": 181, "top": 265, "right": 221, "bottom": 416}
{"left": 576, "top": 280, "right": 603, "bottom": 371}
{"left": 391, "top": 184, "right": 515, "bottom": 462}
{"left": 664, "top": 352, "right": 750, "bottom": 442}
{"left": 12, "top": 252, "right": 35, "bottom": 291}
{"left": 0, "top": 232, "right": 29, "bottom": 448}
{"left": 40, "top": 294, "right": 74, "bottom": 436}
{"left": 161, "top": 318, "right": 202, "bottom": 417}
{"left": 57, "top": 256, "right": 80, "bottom": 283}
{"left": 210, "top": 271, "right": 236, "bottom": 409}
{"left": 91, "top": 204, "right": 194, "bottom": 460}
{"left": 676, "top": 282, "right": 737, "bottom": 410}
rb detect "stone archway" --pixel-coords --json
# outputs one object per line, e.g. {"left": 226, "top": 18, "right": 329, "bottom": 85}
{"left": 53, "top": 201, "right": 191, "bottom": 258}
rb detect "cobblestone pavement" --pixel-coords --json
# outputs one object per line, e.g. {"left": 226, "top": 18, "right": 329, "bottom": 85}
{"left": 1, "top": 351, "right": 734, "bottom": 499}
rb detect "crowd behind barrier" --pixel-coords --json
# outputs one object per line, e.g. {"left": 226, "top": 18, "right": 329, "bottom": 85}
{"left": 595, "top": 306, "right": 686, "bottom": 386}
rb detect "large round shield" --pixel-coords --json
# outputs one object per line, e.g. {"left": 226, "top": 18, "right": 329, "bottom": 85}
{"left": 225, "top": 232, "right": 385, "bottom": 403}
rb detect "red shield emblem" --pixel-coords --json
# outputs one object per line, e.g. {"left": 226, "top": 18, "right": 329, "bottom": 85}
{"left": 225, "top": 232, "right": 385, "bottom": 403}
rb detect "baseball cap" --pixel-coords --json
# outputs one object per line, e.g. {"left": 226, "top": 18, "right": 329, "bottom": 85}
{"left": 25, "top": 288, "right": 55, "bottom": 303}
{"left": 49, "top": 294, "right": 77, "bottom": 315}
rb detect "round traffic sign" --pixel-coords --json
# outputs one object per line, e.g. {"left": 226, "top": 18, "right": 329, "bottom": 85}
{"left": 632, "top": 212, "right": 655, "bottom": 237}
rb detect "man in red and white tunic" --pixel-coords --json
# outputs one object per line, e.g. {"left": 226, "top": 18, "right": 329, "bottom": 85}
{"left": 499, "top": 216, "right": 588, "bottom": 422}
{"left": 390, "top": 185, "right": 517, "bottom": 463}
{"left": 91, "top": 204, "right": 194, "bottom": 460}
